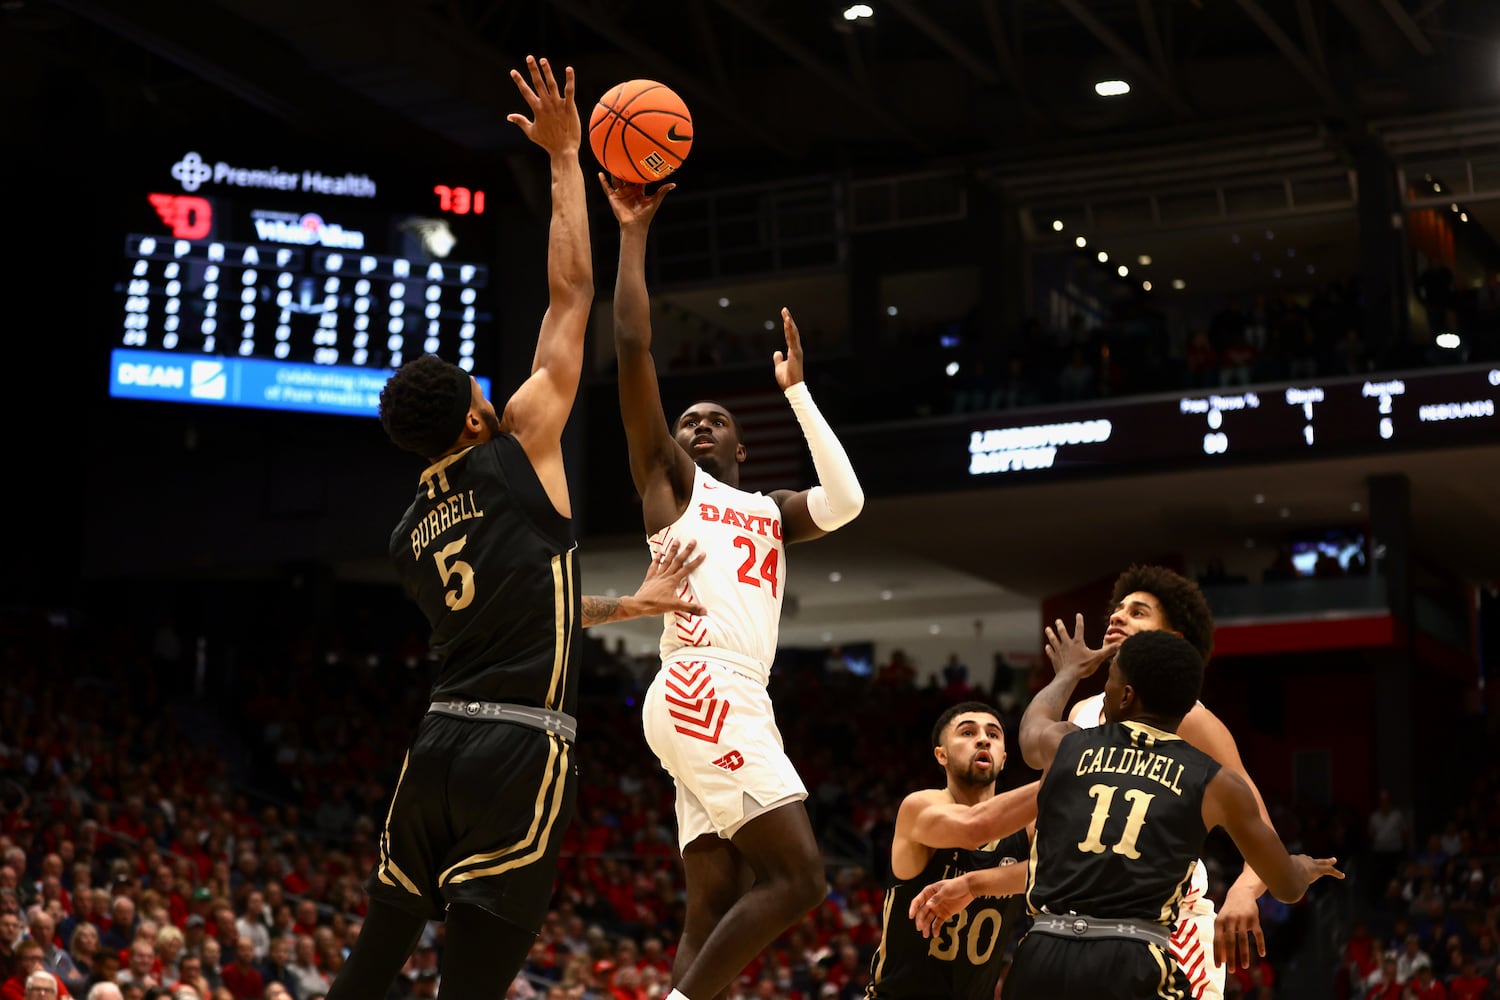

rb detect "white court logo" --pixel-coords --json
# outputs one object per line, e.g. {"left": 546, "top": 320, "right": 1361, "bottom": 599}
{"left": 172, "top": 152, "right": 214, "bottom": 192}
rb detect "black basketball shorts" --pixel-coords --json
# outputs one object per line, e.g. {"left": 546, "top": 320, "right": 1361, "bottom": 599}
{"left": 364, "top": 713, "right": 578, "bottom": 929}
{"left": 1002, "top": 933, "right": 1193, "bottom": 1000}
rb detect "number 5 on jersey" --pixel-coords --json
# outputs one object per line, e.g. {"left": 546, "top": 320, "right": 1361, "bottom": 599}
{"left": 434, "top": 537, "right": 476, "bottom": 610}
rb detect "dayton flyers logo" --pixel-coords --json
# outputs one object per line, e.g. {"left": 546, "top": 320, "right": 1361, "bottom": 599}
{"left": 148, "top": 193, "right": 212, "bottom": 239}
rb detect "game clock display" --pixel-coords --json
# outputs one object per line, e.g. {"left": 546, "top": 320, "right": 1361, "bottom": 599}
{"left": 110, "top": 145, "right": 497, "bottom": 416}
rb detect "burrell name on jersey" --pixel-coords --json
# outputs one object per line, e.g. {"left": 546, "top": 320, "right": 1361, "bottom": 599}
{"left": 649, "top": 466, "right": 784, "bottom": 667}
{"left": 390, "top": 434, "right": 580, "bottom": 714}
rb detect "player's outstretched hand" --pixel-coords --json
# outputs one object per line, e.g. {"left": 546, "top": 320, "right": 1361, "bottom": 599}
{"left": 1295, "top": 855, "right": 1344, "bottom": 886}
{"left": 772, "top": 308, "right": 805, "bottom": 390}
{"left": 1213, "top": 886, "right": 1266, "bottom": 970}
{"left": 507, "top": 56, "right": 580, "bottom": 155}
{"left": 908, "top": 876, "right": 973, "bottom": 939}
{"left": 1213, "top": 857, "right": 1342, "bottom": 969}
{"left": 597, "top": 173, "right": 675, "bottom": 230}
{"left": 1043, "top": 613, "right": 1120, "bottom": 681}
{"left": 631, "top": 540, "right": 707, "bottom": 617}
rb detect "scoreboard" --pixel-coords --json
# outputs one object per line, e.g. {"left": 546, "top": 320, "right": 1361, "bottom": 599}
{"left": 963, "top": 365, "right": 1500, "bottom": 478}
{"left": 109, "top": 144, "right": 497, "bottom": 416}
{"left": 844, "top": 363, "right": 1500, "bottom": 497}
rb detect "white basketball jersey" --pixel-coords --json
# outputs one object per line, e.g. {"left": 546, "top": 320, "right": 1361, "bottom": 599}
{"left": 650, "top": 466, "right": 785, "bottom": 669}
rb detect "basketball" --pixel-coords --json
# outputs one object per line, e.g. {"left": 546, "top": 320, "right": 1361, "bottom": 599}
{"left": 589, "top": 79, "right": 694, "bottom": 185}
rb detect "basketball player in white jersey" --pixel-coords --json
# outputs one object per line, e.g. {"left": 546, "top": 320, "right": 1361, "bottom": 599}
{"left": 1055, "top": 564, "right": 1283, "bottom": 1000}
{"left": 601, "top": 176, "right": 865, "bottom": 1000}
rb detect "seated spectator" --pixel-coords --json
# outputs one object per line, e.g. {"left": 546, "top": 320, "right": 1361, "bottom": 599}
{"left": 1365, "top": 953, "right": 1403, "bottom": 999}
{"left": 256, "top": 939, "right": 296, "bottom": 1000}
{"left": 1, "top": 941, "right": 70, "bottom": 1000}
{"left": 12, "top": 972, "right": 60, "bottom": 1000}
{"left": 1399, "top": 932, "right": 1434, "bottom": 983}
{"left": 114, "top": 942, "right": 156, "bottom": 993}
{"left": 1447, "top": 956, "right": 1489, "bottom": 1000}
{"left": 1406, "top": 964, "right": 1445, "bottom": 1000}
{"left": 27, "top": 913, "right": 79, "bottom": 995}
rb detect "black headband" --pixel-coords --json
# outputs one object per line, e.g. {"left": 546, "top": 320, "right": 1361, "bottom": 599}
{"left": 416, "top": 364, "right": 473, "bottom": 458}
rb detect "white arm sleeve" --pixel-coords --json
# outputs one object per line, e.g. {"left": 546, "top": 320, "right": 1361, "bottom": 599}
{"left": 784, "top": 381, "right": 864, "bottom": 531}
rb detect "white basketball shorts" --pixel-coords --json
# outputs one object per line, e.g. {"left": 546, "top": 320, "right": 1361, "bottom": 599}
{"left": 1169, "top": 862, "right": 1226, "bottom": 1000}
{"left": 642, "top": 652, "right": 807, "bottom": 850}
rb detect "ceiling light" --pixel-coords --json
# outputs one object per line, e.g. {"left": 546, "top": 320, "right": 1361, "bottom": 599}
{"left": 717, "top": 297, "right": 730, "bottom": 307}
{"left": 1117, "top": 265, "right": 1129, "bottom": 277}
{"left": 1052, "top": 219, "right": 1064, "bottom": 231}
{"left": 1461, "top": 212, "right": 1469, "bottom": 222}
{"left": 886, "top": 305, "right": 899, "bottom": 316}
{"left": 1451, "top": 203, "right": 1459, "bottom": 212}
{"left": 1307, "top": 265, "right": 1316, "bottom": 274}
{"left": 763, "top": 319, "right": 776, "bottom": 330}
{"left": 842, "top": 4, "right": 873, "bottom": 20}
{"left": 1171, "top": 278, "right": 1186, "bottom": 290}
{"left": 1096, "top": 250, "right": 1109, "bottom": 263}
{"left": 1075, "top": 235, "right": 1087, "bottom": 248}
{"left": 945, "top": 361, "right": 961, "bottom": 376}
{"left": 928, "top": 624, "right": 942, "bottom": 635}
{"left": 880, "top": 589, "right": 893, "bottom": 601}
{"left": 821, "top": 632, "right": 833, "bottom": 642}
{"left": 1142, "top": 280, "right": 1152, "bottom": 291}
{"left": 1254, "top": 493, "right": 1265, "bottom": 504}
{"left": 1137, "top": 254, "right": 1152, "bottom": 266}
{"left": 1351, "top": 501, "right": 1363, "bottom": 512}
{"left": 828, "top": 571, "right": 843, "bottom": 583}
{"left": 1279, "top": 507, "right": 1291, "bottom": 518}
{"left": 1094, "top": 80, "right": 1131, "bottom": 97}
{"left": 1435, "top": 332, "right": 1462, "bottom": 349}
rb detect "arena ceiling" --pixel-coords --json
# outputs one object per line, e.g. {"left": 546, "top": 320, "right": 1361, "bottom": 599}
{"left": 9, "top": 0, "right": 1500, "bottom": 175}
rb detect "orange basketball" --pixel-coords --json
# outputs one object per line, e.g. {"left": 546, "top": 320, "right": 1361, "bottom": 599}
{"left": 589, "top": 79, "right": 693, "bottom": 185}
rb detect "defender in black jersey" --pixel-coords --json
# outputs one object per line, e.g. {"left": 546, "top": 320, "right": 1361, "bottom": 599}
{"left": 1006, "top": 626, "right": 1342, "bottom": 1000}
{"left": 324, "top": 57, "right": 703, "bottom": 1000}
{"left": 866, "top": 702, "right": 1039, "bottom": 1000}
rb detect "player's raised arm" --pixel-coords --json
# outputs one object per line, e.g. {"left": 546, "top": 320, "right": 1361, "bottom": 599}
{"left": 600, "top": 177, "right": 696, "bottom": 513}
{"left": 501, "top": 56, "right": 593, "bottom": 457}
{"left": 767, "top": 308, "right": 864, "bottom": 543}
{"left": 1020, "top": 614, "right": 1118, "bottom": 770}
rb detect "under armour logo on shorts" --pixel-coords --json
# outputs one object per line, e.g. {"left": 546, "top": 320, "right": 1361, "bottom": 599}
{"left": 711, "top": 751, "right": 745, "bottom": 771}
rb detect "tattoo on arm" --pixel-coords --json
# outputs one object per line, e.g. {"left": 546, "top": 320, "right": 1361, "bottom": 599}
{"left": 581, "top": 595, "right": 623, "bottom": 628}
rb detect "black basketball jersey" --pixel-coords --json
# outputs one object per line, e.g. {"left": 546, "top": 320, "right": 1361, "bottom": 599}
{"left": 1026, "top": 721, "right": 1221, "bottom": 927}
{"left": 389, "top": 434, "right": 580, "bottom": 713}
{"left": 867, "top": 829, "right": 1031, "bottom": 1000}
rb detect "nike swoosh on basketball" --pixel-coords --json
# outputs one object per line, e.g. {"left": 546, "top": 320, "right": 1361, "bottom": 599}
{"left": 666, "top": 124, "right": 692, "bottom": 143}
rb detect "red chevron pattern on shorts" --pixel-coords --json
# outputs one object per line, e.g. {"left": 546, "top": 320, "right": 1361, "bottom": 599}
{"left": 663, "top": 660, "right": 730, "bottom": 742}
{"left": 1169, "top": 919, "right": 1210, "bottom": 997}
